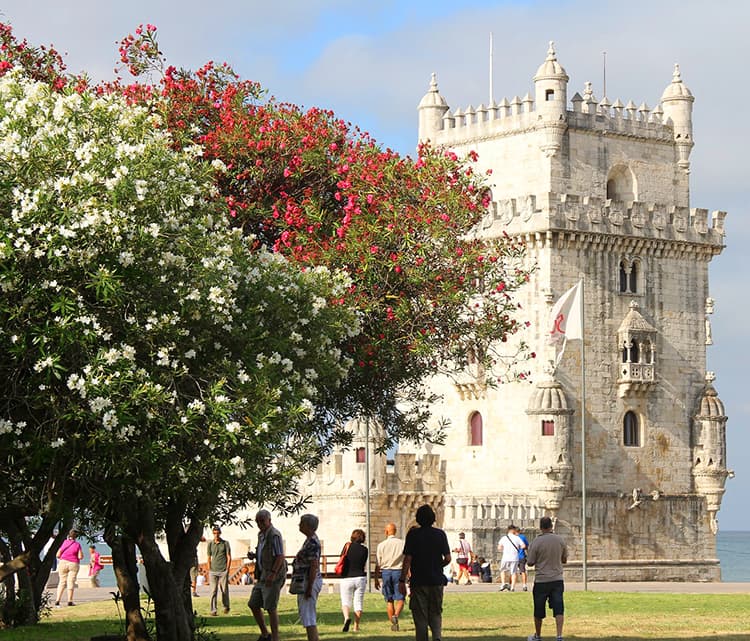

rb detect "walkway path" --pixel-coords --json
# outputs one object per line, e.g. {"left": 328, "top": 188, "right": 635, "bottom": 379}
{"left": 61, "top": 580, "right": 750, "bottom": 605}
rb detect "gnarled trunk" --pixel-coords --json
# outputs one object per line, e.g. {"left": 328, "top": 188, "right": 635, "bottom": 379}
{"left": 106, "top": 528, "right": 150, "bottom": 641}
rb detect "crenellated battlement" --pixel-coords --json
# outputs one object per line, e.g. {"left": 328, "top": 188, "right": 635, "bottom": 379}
{"left": 432, "top": 91, "right": 675, "bottom": 147}
{"left": 483, "top": 193, "right": 726, "bottom": 250}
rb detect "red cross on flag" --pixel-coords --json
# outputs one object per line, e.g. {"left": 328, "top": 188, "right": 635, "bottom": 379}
{"left": 549, "top": 280, "right": 583, "bottom": 366}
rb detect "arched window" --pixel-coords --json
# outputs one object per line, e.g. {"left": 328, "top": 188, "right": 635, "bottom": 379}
{"left": 606, "top": 165, "right": 637, "bottom": 202}
{"left": 469, "top": 411, "right": 483, "bottom": 446}
{"left": 542, "top": 420, "right": 555, "bottom": 436}
{"left": 630, "top": 341, "right": 640, "bottom": 363}
{"left": 629, "top": 261, "right": 638, "bottom": 293}
{"left": 619, "top": 261, "right": 628, "bottom": 293}
{"left": 623, "top": 411, "right": 640, "bottom": 447}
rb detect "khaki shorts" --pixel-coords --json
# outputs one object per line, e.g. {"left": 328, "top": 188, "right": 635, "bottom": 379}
{"left": 248, "top": 577, "right": 285, "bottom": 611}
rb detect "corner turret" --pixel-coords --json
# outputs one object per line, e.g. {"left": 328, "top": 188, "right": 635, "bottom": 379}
{"left": 660, "top": 64, "right": 695, "bottom": 171}
{"left": 533, "top": 41, "right": 569, "bottom": 120}
{"left": 692, "top": 372, "right": 731, "bottom": 533}
{"left": 418, "top": 72, "right": 449, "bottom": 144}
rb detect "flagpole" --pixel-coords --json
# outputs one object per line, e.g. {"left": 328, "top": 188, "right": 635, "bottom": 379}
{"left": 579, "top": 278, "right": 588, "bottom": 590}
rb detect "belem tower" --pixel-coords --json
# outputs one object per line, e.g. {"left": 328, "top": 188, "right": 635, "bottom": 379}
{"left": 240, "top": 43, "right": 731, "bottom": 582}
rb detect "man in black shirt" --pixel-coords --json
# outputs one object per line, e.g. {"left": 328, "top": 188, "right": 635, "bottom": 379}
{"left": 400, "top": 505, "right": 450, "bottom": 641}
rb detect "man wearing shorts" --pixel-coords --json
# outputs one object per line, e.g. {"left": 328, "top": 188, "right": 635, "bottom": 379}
{"left": 497, "top": 524, "right": 525, "bottom": 591}
{"left": 526, "top": 516, "right": 568, "bottom": 641}
{"left": 374, "top": 522, "right": 405, "bottom": 631}
{"left": 249, "top": 510, "right": 288, "bottom": 641}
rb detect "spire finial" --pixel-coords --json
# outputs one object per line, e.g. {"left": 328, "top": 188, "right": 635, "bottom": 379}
{"left": 546, "top": 40, "right": 557, "bottom": 60}
{"left": 672, "top": 63, "right": 682, "bottom": 83}
{"left": 429, "top": 72, "right": 438, "bottom": 91}
{"left": 705, "top": 371, "right": 716, "bottom": 384}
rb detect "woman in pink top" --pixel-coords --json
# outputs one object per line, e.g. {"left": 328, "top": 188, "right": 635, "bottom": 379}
{"left": 55, "top": 529, "right": 83, "bottom": 606}
{"left": 88, "top": 545, "right": 104, "bottom": 587}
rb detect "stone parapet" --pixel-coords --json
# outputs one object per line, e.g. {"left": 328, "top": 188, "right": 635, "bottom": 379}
{"left": 483, "top": 194, "right": 726, "bottom": 251}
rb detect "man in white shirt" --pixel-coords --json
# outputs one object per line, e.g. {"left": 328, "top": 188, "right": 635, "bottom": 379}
{"left": 373, "top": 522, "right": 405, "bottom": 631}
{"left": 497, "top": 524, "right": 525, "bottom": 592}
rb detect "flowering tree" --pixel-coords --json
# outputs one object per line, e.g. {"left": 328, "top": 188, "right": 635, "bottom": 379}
{"left": 115, "top": 26, "right": 534, "bottom": 449}
{"left": 0, "top": 66, "right": 358, "bottom": 637}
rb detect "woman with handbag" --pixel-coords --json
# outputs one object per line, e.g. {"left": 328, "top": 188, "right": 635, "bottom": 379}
{"left": 339, "top": 529, "right": 368, "bottom": 632}
{"left": 292, "top": 514, "right": 323, "bottom": 641}
{"left": 55, "top": 529, "right": 84, "bottom": 607}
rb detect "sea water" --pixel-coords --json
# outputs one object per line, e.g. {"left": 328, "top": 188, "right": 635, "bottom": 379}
{"left": 717, "top": 530, "right": 750, "bottom": 582}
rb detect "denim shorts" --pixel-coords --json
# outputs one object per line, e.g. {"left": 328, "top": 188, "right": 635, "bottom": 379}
{"left": 381, "top": 568, "right": 405, "bottom": 602}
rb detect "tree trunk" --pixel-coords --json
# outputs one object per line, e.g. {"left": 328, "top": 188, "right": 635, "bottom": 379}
{"left": 0, "top": 506, "right": 71, "bottom": 620}
{"left": 106, "top": 528, "right": 151, "bottom": 641}
{"left": 138, "top": 527, "right": 194, "bottom": 641}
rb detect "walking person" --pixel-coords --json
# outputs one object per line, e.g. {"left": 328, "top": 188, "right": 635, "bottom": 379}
{"left": 452, "top": 532, "right": 473, "bottom": 585}
{"left": 517, "top": 526, "right": 530, "bottom": 591}
{"left": 88, "top": 545, "right": 104, "bottom": 588}
{"left": 293, "top": 514, "right": 324, "bottom": 641}
{"left": 248, "top": 510, "right": 287, "bottom": 641}
{"left": 55, "top": 529, "right": 83, "bottom": 607}
{"left": 373, "top": 522, "right": 405, "bottom": 631}
{"left": 400, "top": 505, "right": 450, "bottom": 641}
{"left": 207, "top": 525, "right": 232, "bottom": 616}
{"left": 526, "top": 516, "right": 568, "bottom": 641}
{"left": 497, "top": 523, "right": 525, "bottom": 591}
{"left": 339, "top": 529, "right": 368, "bottom": 632}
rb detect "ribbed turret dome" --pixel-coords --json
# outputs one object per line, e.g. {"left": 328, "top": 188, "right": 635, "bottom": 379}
{"left": 418, "top": 72, "right": 448, "bottom": 109}
{"left": 661, "top": 64, "right": 694, "bottom": 101}
{"left": 533, "top": 41, "right": 569, "bottom": 81}
{"left": 527, "top": 379, "right": 569, "bottom": 413}
{"left": 697, "top": 384, "right": 726, "bottom": 418}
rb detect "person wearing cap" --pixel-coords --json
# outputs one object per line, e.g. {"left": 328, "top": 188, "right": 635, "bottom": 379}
{"left": 400, "top": 505, "right": 450, "bottom": 641}
{"left": 497, "top": 523, "right": 525, "bottom": 592}
{"left": 516, "top": 526, "right": 530, "bottom": 592}
{"left": 207, "top": 525, "right": 232, "bottom": 615}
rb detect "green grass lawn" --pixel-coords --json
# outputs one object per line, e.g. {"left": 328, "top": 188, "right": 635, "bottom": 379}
{"left": 2, "top": 591, "right": 749, "bottom": 640}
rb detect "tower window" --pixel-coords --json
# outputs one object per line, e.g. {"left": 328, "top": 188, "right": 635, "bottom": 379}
{"left": 355, "top": 447, "right": 366, "bottom": 463}
{"left": 545, "top": 89, "right": 555, "bottom": 101}
{"left": 542, "top": 420, "right": 555, "bottom": 436}
{"left": 629, "top": 261, "right": 638, "bottom": 293}
{"left": 623, "top": 411, "right": 640, "bottom": 447}
{"left": 618, "top": 258, "right": 642, "bottom": 294}
{"left": 469, "top": 411, "right": 483, "bottom": 446}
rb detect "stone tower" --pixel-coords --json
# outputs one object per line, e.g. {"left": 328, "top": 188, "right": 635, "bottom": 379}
{"left": 411, "top": 42, "right": 730, "bottom": 580}
{"left": 236, "top": 44, "right": 729, "bottom": 582}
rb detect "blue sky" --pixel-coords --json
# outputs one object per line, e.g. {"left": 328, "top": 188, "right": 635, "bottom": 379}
{"left": 2, "top": 0, "right": 749, "bottom": 530}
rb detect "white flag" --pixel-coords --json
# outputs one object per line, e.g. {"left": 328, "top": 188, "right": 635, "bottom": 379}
{"left": 548, "top": 280, "right": 583, "bottom": 366}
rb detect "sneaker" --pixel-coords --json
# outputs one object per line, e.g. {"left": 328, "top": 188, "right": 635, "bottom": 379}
{"left": 223, "top": 607, "right": 230, "bottom": 614}
{"left": 499, "top": 584, "right": 510, "bottom": 591}
{"left": 510, "top": 587, "right": 515, "bottom": 592}
{"left": 466, "top": 580, "right": 472, "bottom": 585}
{"left": 54, "top": 602, "right": 60, "bottom": 608}
{"left": 343, "top": 618, "right": 351, "bottom": 632}
{"left": 210, "top": 611, "right": 218, "bottom": 616}
{"left": 527, "top": 635, "right": 542, "bottom": 641}
{"left": 523, "top": 585, "right": 528, "bottom": 591}
{"left": 192, "top": 592, "right": 199, "bottom": 597}
{"left": 391, "top": 616, "right": 399, "bottom": 631}
{"left": 67, "top": 601, "right": 75, "bottom": 606}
